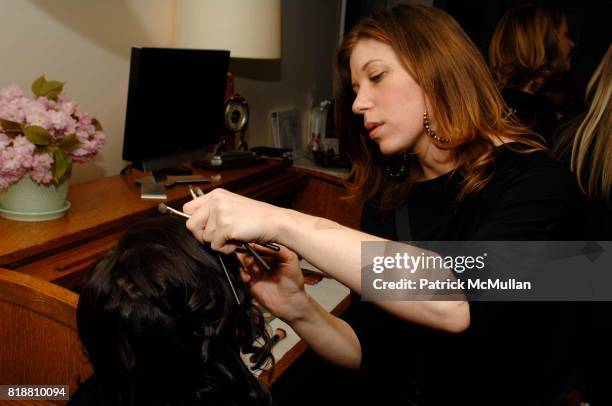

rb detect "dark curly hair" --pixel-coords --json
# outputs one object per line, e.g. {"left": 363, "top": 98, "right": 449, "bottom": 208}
{"left": 75, "top": 216, "right": 273, "bottom": 406}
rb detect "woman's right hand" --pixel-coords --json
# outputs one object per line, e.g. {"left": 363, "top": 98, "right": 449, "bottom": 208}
{"left": 238, "top": 244, "right": 311, "bottom": 324}
{"left": 183, "top": 188, "right": 288, "bottom": 254}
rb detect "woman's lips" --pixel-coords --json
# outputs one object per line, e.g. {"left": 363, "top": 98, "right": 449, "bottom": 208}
{"left": 368, "top": 124, "right": 382, "bottom": 139}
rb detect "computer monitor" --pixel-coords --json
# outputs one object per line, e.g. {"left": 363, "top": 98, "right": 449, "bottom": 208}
{"left": 122, "top": 47, "right": 230, "bottom": 175}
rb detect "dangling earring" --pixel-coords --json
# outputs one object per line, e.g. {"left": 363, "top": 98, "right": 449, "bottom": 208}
{"left": 385, "top": 153, "right": 409, "bottom": 178}
{"left": 423, "top": 112, "right": 450, "bottom": 143}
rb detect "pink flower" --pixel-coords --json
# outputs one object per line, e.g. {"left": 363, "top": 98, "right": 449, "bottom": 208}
{"left": 0, "top": 145, "right": 28, "bottom": 188}
{"left": 73, "top": 111, "right": 88, "bottom": 125}
{"left": 24, "top": 100, "right": 53, "bottom": 128}
{"left": 0, "top": 133, "right": 11, "bottom": 149}
{"left": 0, "top": 171, "right": 23, "bottom": 189}
{"left": 1, "top": 148, "right": 22, "bottom": 172}
{"left": 0, "top": 97, "right": 27, "bottom": 123}
{"left": 0, "top": 85, "right": 24, "bottom": 102}
{"left": 70, "top": 133, "right": 105, "bottom": 163}
{"left": 11, "top": 135, "right": 35, "bottom": 168}
{"left": 37, "top": 96, "right": 57, "bottom": 109}
{"left": 0, "top": 79, "right": 105, "bottom": 188}
{"left": 29, "top": 153, "right": 53, "bottom": 184}
{"left": 58, "top": 99, "right": 77, "bottom": 116}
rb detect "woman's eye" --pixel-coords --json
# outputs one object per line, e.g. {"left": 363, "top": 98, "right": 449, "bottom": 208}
{"left": 370, "top": 72, "right": 385, "bottom": 82}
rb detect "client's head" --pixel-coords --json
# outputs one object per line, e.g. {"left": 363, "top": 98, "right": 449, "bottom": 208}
{"left": 77, "top": 216, "right": 272, "bottom": 405}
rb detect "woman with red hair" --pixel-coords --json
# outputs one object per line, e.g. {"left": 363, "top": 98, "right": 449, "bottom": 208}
{"left": 186, "top": 5, "right": 583, "bottom": 405}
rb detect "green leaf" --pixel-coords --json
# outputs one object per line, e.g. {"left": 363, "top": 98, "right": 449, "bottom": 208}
{"left": 52, "top": 149, "right": 72, "bottom": 183}
{"left": 0, "top": 118, "right": 23, "bottom": 137}
{"left": 57, "top": 133, "right": 80, "bottom": 152}
{"left": 91, "top": 118, "right": 103, "bottom": 131}
{"left": 40, "top": 80, "right": 64, "bottom": 100}
{"left": 44, "top": 90, "right": 61, "bottom": 101}
{"left": 23, "top": 125, "right": 52, "bottom": 146}
{"left": 31, "top": 75, "right": 46, "bottom": 97}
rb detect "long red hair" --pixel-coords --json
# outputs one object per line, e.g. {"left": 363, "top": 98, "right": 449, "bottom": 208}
{"left": 335, "top": 5, "right": 542, "bottom": 209}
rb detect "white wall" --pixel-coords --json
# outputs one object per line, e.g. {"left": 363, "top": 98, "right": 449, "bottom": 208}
{"left": 0, "top": 0, "right": 175, "bottom": 184}
{"left": 0, "top": 0, "right": 342, "bottom": 185}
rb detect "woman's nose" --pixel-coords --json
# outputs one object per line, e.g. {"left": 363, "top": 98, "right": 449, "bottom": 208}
{"left": 352, "top": 89, "right": 372, "bottom": 115}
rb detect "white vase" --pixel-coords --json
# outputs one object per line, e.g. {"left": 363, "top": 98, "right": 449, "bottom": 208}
{"left": 0, "top": 175, "right": 71, "bottom": 221}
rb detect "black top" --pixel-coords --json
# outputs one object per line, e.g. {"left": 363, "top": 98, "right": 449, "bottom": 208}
{"left": 352, "top": 144, "right": 584, "bottom": 405}
{"left": 503, "top": 88, "right": 558, "bottom": 147}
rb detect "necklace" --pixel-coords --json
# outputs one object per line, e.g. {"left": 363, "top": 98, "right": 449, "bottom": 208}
{"left": 385, "top": 153, "right": 409, "bottom": 178}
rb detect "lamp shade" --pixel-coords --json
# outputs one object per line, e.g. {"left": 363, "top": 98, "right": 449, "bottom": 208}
{"left": 174, "top": 0, "right": 281, "bottom": 59}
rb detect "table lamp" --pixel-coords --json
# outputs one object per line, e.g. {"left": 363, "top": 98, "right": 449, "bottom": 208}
{"left": 174, "top": 0, "right": 281, "bottom": 164}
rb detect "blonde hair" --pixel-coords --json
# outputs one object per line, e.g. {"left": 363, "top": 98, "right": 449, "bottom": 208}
{"left": 570, "top": 45, "right": 612, "bottom": 205}
{"left": 335, "top": 5, "right": 541, "bottom": 208}
{"left": 489, "top": 4, "right": 566, "bottom": 91}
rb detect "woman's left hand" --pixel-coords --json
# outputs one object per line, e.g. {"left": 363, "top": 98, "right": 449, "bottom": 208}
{"left": 237, "top": 243, "right": 311, "bottom": 324}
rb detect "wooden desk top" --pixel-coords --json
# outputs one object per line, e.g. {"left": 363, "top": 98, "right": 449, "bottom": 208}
{"left": 0, "top": 160, "right": 303, "bottom": 269}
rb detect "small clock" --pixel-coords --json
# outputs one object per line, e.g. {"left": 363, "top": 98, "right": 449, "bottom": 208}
{"left": 225, "top": 94, "right": 249, "bottom": 133}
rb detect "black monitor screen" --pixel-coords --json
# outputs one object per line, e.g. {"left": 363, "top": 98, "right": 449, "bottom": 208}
{"left": 122, "top": 47, "right": 229, "bottom": 172}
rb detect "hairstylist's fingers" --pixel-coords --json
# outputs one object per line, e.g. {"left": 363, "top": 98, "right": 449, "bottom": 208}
{"left": 239, "top": 267, "right": 252, "bottom": 284}
{"left": 239, "top": 258, "right": 263, "bottom": 286}
{"left": 204, "top": 204, "right": 239, "bottom": 252}
{"left": 185, "top": 205, "right": 211, "bottom": 242}
{"left": 212, "top": 239, "right": 241, "bottom": 254}
{"left": 236, "top": 253, "right": 263, "bottom": 279}
{"left": 240, "top": 268, "right": 263, "bottom": 290}
{"left": 210, "top": 224, "right": 229, "bottom": 251}
{"left": 235, "top": 252, "right": 253, "bottom": 268}
{"left": 237, "top": 250, "right": 275, "bottom": 267}
{"left": 248, "top": 243, "right": 299, "bottom": 264}
{"left": 182, "top": 192, "right": 211, "bottom": 215}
